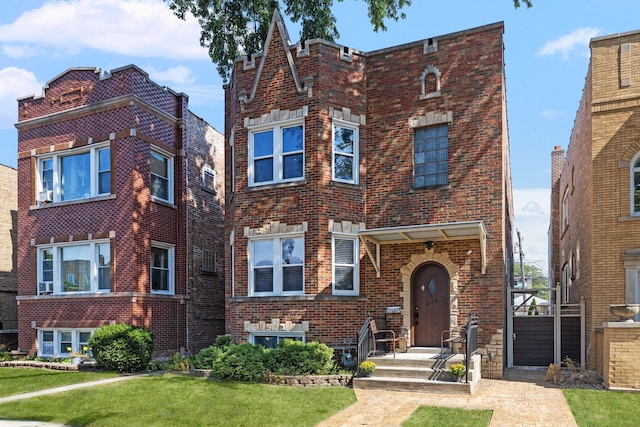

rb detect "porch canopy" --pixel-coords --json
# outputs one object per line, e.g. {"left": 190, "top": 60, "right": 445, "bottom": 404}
{"left": 358, "top": 220, "right": 487, "bottom": 277}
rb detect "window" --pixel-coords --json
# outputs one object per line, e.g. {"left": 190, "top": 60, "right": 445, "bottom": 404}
{"left": 562, "top": 262, "right": 570, "bottom": 303}
{"left": 202, "top": 165, "right": 216, "bottom": 192}
{"left": 332, "top": 122, "right": 359, "bottom": 184}
{"left": 414, "top": 125, "right": 448, "bottom": 187}
{"left": 250, "top": 236, "right": 304, "bottom": 295}
{"left": 151, "top": 242, "right": 174, "bottom": 294}
{"left": 250, "top": 332, "right": 304, "bottom": 349}
{"left": 631, "top": 155, "right": 640, "bottom": 215}
{"left": 202, "top": 249, "right": 217, "bottom": 274}
{"left": 151, "top": 149, "right": 174, "bottom": 203}
{"left": 37, "top": 241, "right": 110, "bottom": 294}
{"left": 249, "top": 122, "right": 304, "bottom": 186}
{"left": 332, "top": 236, "right": 359, "bottom": 295}
{"left": 562, "top": 188, "right": 569, "bottom": 233}
{"left": 38, "top": 329, "right": 94, "bottom": 358}
{"left": 37, "top": 144, "right": 110, "bottom": 203}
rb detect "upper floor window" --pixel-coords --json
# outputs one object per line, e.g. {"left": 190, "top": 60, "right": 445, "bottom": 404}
{"left": 332, "top": 236, "right": 359, "bottom": 295}
{"left": 250, "top": 236, "right": 304, "bottom": 296}
{"left": 249, "top": 122, "right": 304, "bottom": 186}
{"left": 414, "top": 125, "right": 448, "bottom": 187}
{"left": 37, "top": 144, "right": 110, "bottom": 203}
{"left": 151, "top": 242, "right": 175, "bottom": 294}
{"left": 562, "top": 188, "right": 569, "bottom": 233}
{"left": 332, "top": 121, "right": 359, "bottom": 184}
{"left": 561, "top": 262, "right": 570, "bottom": 303}
{"left": 37, "top": 240, "right": 110, "bottom": 295}
{"left": 631, "top": 155, "right": 640, "bottom": 215}
{"left": 202, "top": 165, "right": 216, "bottom": 192}
{"left": 151, "top": 149, "right": 174, "bottom": 204}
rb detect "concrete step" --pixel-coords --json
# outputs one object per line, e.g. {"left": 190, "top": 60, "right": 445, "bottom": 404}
{"left": 352, "top": 375, "right": 474, "bottom": 394}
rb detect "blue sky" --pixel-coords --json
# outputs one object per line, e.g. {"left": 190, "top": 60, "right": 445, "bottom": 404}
{"left": 2, "top": 0, "right": 638, "bottom": 275}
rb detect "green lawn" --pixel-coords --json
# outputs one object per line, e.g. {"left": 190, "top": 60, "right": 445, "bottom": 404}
{"left": 564, "top": 388, "right": 640, "bottom": 427}
{"left": 402, "top": 406, "right": 492, "bottom": 427}
{"left": 0, "top": 367, "right": 118, "bottom": 398}
{"left": 0, "top": 373, "right": 356, "bottom": 427}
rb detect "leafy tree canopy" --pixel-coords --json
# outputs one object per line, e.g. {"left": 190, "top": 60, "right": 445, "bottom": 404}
{"left": 167, "top": 0, "right": 532, "bottom": 82}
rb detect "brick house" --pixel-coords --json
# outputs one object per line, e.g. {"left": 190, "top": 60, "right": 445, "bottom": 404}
{"left": 15, "top": 65, "right": 225, "bottom": 357}
{"left": 0, "top": 164, "right": 18, "bottom": 348}
{"left": 224, "top": 12, "right": 513, "bottom": 376}
{"left": 550, "top": 30, "right": 640, "bottom": 390}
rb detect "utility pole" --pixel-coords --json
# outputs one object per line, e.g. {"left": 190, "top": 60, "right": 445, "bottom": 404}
{"left": 517, "top": 229, "right": 526, "bottom": 289}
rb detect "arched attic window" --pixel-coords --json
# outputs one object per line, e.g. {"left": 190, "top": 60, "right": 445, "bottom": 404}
{"left": 631, "top": 153, "right": 640, "bottom": 215}
{"left": 420, "top": 65, "right": 441, "bottom": 100}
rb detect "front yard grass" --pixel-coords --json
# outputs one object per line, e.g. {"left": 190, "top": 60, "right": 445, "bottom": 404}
{"left": 0, "top": 367, "right": 118, "bottom": 398}
{"left": 402, "top": 406, "right": 492, "bottom": 427}
{"left": 0, "top": 373, "right": 356, "bottom": 427}
{"left": 564, "top": 388, "right": 640, "bottom": 427}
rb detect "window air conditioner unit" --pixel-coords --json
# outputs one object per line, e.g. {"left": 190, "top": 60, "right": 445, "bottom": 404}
{"left": 38, "top": 282, "right": 54, "bottom": 294}
{"left": 39, "top": 190, "right": 53, "bottom": 203}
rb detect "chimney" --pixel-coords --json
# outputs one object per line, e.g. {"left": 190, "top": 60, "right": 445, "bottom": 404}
{"left": 551, "top": 145, "right": 565, "bottom": 186}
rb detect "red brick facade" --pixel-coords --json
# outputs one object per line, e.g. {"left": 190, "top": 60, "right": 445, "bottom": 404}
{"left": 16, "top": 65, "right": 224, "bottom": 357}
{"left": 0, "top": 164, "right": 18, "bottom": 348}
{"left": 225, "top": 13, "right": 513, "bottom": 375}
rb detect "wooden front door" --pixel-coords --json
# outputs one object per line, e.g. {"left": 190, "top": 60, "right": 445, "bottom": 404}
{"left": 411, "top": 263, "right": 450, "bottom": 346}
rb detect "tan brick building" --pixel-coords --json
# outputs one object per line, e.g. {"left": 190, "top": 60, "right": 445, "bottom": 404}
{"left": 0, "top": 164, "right": 18, "bottom": 348}
{"left": 225, "top": 13, "right": 513, "bottom": 376}
{"left": 550, "top": 29, "right": 640, "bottom": 390}
{"left": 16, "top": 65, "right": 225, "bottom": 357}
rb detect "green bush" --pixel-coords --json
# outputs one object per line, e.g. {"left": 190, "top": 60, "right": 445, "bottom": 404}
{"left": 89, "top": 324, "right": 154, "bottom": 373}
{"left": 269, "top": 340, "right": 336, "bottom": 375}
{"left": 192, "top": 345, "right": 223, "bottom": 369}
{"left": 211, "top": 343, "right": 268, "bottom": 382}
{"left": 214, "top": 334, "right": 235, "bottom": 349}
{"left": 147, "top": 359, "right": 170, "bottom": 371}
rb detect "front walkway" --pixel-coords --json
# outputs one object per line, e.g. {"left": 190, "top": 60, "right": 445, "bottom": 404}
{"left": 317, "top": 369, "right": 578, "bottom": 427}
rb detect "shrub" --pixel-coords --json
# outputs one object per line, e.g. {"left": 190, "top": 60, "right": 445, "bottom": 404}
{"left": 214, "top": 334, "right": 235, "bottom": 349}
{"left": 268, "top": 340, "right": 336, "bottom": 375}
{"left": 89, "top": 324, "right": 154, "bottom": 373}
{"left": 147, "top": 359, "right": 171, "bottom": 371}
{"left": 192, "top": 345, "right": 223, "bottom": 369}
{"left": 211, "top": 343, "right": 268, "bottom": 382}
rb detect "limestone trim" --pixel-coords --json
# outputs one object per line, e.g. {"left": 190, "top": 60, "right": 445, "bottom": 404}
{"left": 400, "top": 249, "right": 461, "bottom": 345}
{"left": 243, "top": 319, "right": 309, "bottom": 332}
{"left": 328, "top": 220, "right": 366, "bottom": 234}
{"left": 243, "top": 107, "right": 308, "bottom": 129}
{"left": 328, "top": 107, "right": 366, "bottom": 126}
{"left": 408, "top": 110, "right": 453, "bottom": 129}
{"left": 419, "top": 65, "right": 442, "bottom": 100}
{"left": 244, "top": 221, "right": 308, "bottom": 238}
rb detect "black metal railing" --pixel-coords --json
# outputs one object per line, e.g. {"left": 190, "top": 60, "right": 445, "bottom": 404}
{"left": 356, "top": 316, "right": 373, "bottom": 373}
{"left": 465, "top": 314, "right": 479, "bottom": 383}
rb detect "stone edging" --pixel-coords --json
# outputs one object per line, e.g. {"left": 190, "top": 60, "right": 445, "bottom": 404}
{"left": 191, "top": 369, "right": 353, "bottom": 386}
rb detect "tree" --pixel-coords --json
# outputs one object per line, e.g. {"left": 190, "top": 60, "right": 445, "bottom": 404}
{"left": 167, "top": 0, "right": 532, "bottom": 82}
{"left": 514, "top": 262, "right": 549, "bottom": 300}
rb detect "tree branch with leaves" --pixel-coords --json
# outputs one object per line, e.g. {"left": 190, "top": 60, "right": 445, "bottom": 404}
{"left": 167, "top": 0, "right": 532, "bottom": 82}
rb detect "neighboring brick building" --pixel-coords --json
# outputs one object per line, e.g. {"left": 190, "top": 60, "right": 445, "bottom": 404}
{"left": 550, "top": 29, "right": 640, "bottom": 390}
{"left": 0, "top": 164, "right": 18, "bottom": 348}
{"left": 16, "top": 65, "right": 225, "bottom": 357}
{"left": 225, "top": 13, "right": 513, "bottom": 376}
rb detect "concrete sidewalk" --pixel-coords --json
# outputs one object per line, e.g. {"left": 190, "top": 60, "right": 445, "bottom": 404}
{"left": 317, "top": 369, "right": 578, "bottom": 427}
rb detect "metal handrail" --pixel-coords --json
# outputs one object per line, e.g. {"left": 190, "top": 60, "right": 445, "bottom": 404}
{"left": 356, "top": 316, "right": 373, "bottom": 373}
{"left": 465, "top": 314, "right": 479, "bottom": 383}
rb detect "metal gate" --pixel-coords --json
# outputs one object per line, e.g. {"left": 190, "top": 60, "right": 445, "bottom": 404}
{"left": 507, "top": 285, "right": 585, "bottom": 368}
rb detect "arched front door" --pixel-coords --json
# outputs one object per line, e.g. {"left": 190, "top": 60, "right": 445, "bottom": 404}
{"left": 411, "top": 263, "right": 450, "bottom": 346}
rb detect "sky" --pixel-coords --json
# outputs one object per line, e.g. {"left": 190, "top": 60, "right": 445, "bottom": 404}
{"left": 2, "top": 0, "right": 639, "bottom": 277}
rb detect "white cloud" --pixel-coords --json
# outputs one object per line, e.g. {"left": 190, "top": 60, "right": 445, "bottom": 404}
{"left": 0, "top": 0, "right": 209, "bottom": 60}
{"left": 0, "top": 67, "right": 42, "bottom": 129}
{"left": 147, "top": 65, "right": 196, "bottom": 85}
{"left": 541, "top": 109, "right": 566, "bottom": 119}
{"left": 537, "top": 27, "right": 601, "bottom": 60}
{"left": 513, "top": 188, "right": 550, "bottom": 275}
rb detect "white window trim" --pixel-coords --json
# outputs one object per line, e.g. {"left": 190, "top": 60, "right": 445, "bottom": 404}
{"left": 248, "top": 118, "right": 305, "bottom": 187}
{"left": 332, "top": 119, "right": 359, "bottom": 184}
{"left": 37, "top": 239, "right": 110, "bottom": 295}
{"left": 332, "top": 234, "right": 359, "bottom": 296}
{"left": 150, "top": 147, "right": 175, "bottom": 204}
{"left": 36, "top": 142, "right": 110, "bottom": 204}
{"left": 248, "top": 234, "right": 305, "bottom": 296}
{"left": 561, "top": 188, "right": 569, "bottom": 233}
{"left": 249, "top": 331, "right": 305, "bottom": 348}
{"left": 561, "top": 262, "right": 570, "bottom": 303}
{"left": 38, "top": 328, "right": 95, "bottom": 358}
{"left": 202, "top": 165, "right": 216, "bottom": 192}
{"left": 151, "top": 241, "right": 175, "bottom": 295}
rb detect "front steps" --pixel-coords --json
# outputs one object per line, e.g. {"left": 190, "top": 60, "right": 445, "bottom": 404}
{"left": 352, "top": 347, "right": 481, "bottom": 394}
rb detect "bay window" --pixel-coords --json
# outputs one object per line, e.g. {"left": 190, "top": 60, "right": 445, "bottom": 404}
{"left": 37, "top": 144, "right": 110, "bottom": 203}
{"left": 37, "top": 240, "right": 110, "bottom": 294}
{"left": 249, "top": 122, "right": 304, "bottom": 186}
{"left": 250, "top": 236, "right": 304, "bottom": 295}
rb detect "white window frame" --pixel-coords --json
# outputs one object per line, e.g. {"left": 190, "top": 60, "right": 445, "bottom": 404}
{"left": 561, "top": 188, "right": 569, "bottom": 233}
{"left": 248, "top": 119, "right": 304, "bottom": 187}
{"left": 150, "top": 148, "right": 174, "bottom": 204}
{"left": 562, "top": 262, "right": 570, "bottom": 303}
{"left": 38, "top": 328, "right": 95, "bottom": 358}
{"left": 332, "top": 120, "right": 359, "bottom": 184}
{"left": 332, "top": 234, "right": 359, "bottom": 296}
{"left": 36, "top": 142, "right": 110, "bottom": 204}
{"left": 151, "top": 241, "right": 175, "bottom": 295}
{"left": 248, "top": 235, "right": 305, "bottom": 296}
{"left": 249, "top": 331, "right": 305, "bottom": 349}
{"left": 37, "top": 240, "right": 110, "bottom": 295}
